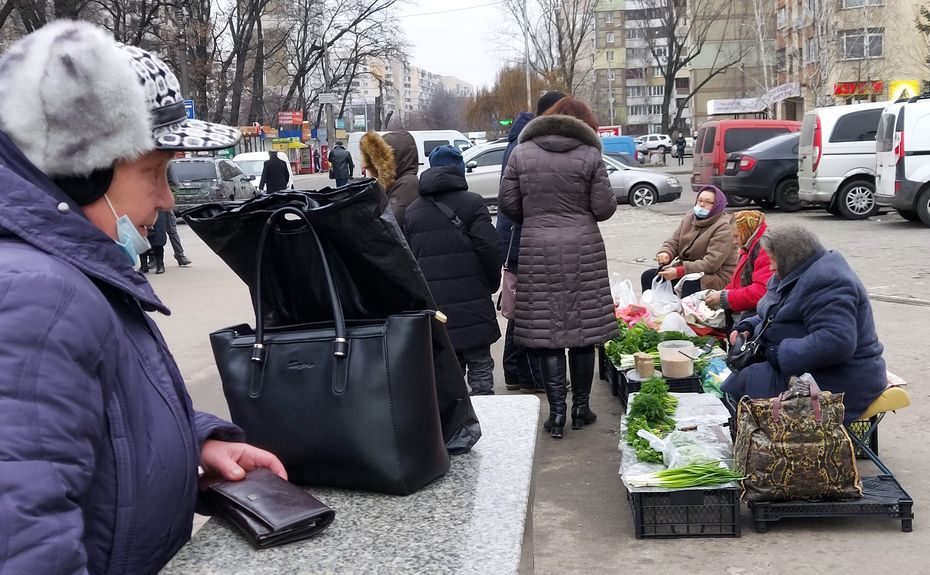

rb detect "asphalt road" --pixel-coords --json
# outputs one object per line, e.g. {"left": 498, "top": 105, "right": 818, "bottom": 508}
{"left": 158, "top": 167, "right": 929, "bottom": 574}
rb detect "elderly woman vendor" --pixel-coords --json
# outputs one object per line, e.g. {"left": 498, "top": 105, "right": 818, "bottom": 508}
{"left": 721, "top": 225, "right": 886, "bottom": 422}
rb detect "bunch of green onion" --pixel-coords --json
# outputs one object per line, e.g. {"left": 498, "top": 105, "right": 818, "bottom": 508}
{"left": 625, "top": 463, "right": 743, "bottom": 489}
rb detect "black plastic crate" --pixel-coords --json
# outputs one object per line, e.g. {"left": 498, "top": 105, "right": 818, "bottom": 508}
{"left": 621, "top": 373, "right": 703, "bottom": 407}
{"left": 847, "top": 416, "right": 880, "bottom": 458}
{"left": 628, "top": 487, "right": 741, "bottom": 538}
{"left": 748, "top": 475, "right": 913, "bottom": 533}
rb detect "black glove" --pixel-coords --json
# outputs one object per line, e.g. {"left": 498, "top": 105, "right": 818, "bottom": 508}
{"left": 765, "top": 343, "right": 781, "bottom": 370}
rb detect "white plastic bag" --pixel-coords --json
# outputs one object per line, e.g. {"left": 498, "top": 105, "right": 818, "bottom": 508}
{"left": 658, "top": 312, "right": 697, "bottom": 336}
{"left": 681, "top": 290, "right": 726, "bottom": 328}
{"left": 636, "top": 426, "right": 733, "bottom": 469}
{"left": 610, "top": 273, "right": 638, "bottom": 309}
{"left": 674, "top": 271, "right": 705, "bottom": 297}
{"left": 641, "top": 276, "right": 680, "bottom": 318}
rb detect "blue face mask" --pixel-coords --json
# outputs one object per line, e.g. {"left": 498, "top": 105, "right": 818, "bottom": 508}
{"left": 106, "top": 196, "right": 151, "bottom": 267}
{"left": 693, "top": 205, "right": 710, "bottom": 219}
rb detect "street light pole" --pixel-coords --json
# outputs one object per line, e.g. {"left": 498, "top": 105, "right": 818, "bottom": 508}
{"left": 523, "top": 0, "right": 532, "bottom": 112}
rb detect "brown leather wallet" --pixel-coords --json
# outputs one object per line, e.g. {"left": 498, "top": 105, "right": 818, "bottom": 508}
{"left": 206, "top": 468, "right": 335, "bottom": 549}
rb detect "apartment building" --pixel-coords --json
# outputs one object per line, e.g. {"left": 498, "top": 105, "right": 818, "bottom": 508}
{"left": 775, "top": 0, "right": 929, "bottom": 120}
{"left": 592, "top": 0, "right": 625, "bottom": 126}
{"left": 441, "top": 76, "right": 476, "bottom": 98}
{"left": 342, "top": 57, "right": 443, "bottom": 129}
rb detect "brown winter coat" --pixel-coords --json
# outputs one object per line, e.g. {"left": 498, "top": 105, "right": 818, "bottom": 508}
{"left": 498, "top": 114, "right": 620, "bottom": 349}
{"left": 383, "top": 131, "right": 420, "bottom": 226}
{"left": 660, "top": 211, "right": 738, "bottom": 290}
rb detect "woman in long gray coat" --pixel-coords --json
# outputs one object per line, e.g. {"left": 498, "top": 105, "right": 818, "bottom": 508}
{"left": 499, "top": 97, "right": 619, "bottom": 438}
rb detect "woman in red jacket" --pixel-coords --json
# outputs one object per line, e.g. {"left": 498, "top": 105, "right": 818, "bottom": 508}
{"left": 705, "top": 210, "right": 773, "bottom": 326}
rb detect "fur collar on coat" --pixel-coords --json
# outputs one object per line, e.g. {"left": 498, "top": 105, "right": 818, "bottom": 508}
{"left": 518, "top": 114, "right": 602, "bottom": 151}
{"left": 359, "top": 131, "right": 396, "bottom": 190}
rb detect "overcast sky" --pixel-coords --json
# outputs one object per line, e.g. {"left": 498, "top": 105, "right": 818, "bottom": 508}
{"left": 398, "top": 0, "right": 518, "bottom": 90}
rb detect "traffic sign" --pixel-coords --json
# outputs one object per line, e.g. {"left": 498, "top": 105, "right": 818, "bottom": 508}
{"left": 183, "top": 99, "right": 196, "bottom": 120}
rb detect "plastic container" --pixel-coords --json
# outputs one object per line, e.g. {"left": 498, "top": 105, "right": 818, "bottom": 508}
{"left": 628, "top": 486, "right": 741, "bottom": 538}
{"left": 749, "top": 475, "right": 913, "bottom": 533}
{"left": 657, "top": 341, "right": 697, "bottom": 378}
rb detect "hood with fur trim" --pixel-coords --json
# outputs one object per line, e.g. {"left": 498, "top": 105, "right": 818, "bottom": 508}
{"left": 360, "top": 131, "right": 396, "bottom": 190}
{"left": 0, "top": 21, "right": 152, "bottom": 177}
{"left": 518, "top": 114, "right": 602, "bottom": 153}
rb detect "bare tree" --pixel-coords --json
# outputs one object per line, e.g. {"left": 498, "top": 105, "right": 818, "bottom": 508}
{"left": 12, "top": 0, "right": 93, "bottom": 33}
{"left": 746, "top": 0, "right": 776, "bottom": 94}
{"left": 633, "top": 0, "right": 748, "bottom": 133}
{"left": 502, "top": 0, "right": 598, "bottom": 94}
{"left": 468, "top": 65, "right": 546, "bottom": 132}
{"left": 802, "top": 0, "right": 839, "bottom": 107}
{"left": 92, "top": 0, "right": 164, "bottom": 45}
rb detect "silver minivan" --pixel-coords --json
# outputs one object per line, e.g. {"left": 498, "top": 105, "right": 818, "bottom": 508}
{"left": 798, "top": 102, "right": 887, "bottom": 219}
{"left": 875, "top": 97, "right": 930, "bottom": 225}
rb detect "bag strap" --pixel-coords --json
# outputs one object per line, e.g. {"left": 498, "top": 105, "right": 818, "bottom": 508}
{"left": 427, "top": 197, "right": 470, "bottom": 243}
{"left": 772, "top": 377, "right": 823, "bottom": 424}
{"left": 745, "top": 281, "right": 797, "bottom": 345}
{"left": 251, "top": 206, "right": 348, "bottom": 364}
{"left": 503, "top": 224, "right": 516, "bottom": 272}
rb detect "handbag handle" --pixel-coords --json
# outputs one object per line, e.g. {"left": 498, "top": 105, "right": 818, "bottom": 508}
{"left": 772, "top": 377, "right": 822, "bottom": 424}
{"left": 251, "top": 206, "right": 348, "bottom": 363}
{"left": 503, "top": 224, "right": 516, "bottom": 271}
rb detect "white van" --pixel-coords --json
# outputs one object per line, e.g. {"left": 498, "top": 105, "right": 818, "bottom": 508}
{"left": 875, "top": 97, "right": 930, "bottom": 225}
{"left": 232, "top": 151, "right": 295, "bottom": 190}
{"left": 346, "top": 130, "right": 472, "bottom": 176}
{"left": 797, "top": 102, "right": 887, "bottom": 219}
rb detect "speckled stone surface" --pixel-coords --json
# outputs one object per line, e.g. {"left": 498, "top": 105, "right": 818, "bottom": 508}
{"left": 161, "top": 395, "right": 540, "bottom": 575}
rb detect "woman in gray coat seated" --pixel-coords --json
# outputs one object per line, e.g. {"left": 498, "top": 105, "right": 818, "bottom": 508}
{"left": 721, "top": 225, "right": 887, "bottom": 422}
{"left": 498, "top": 97, "right": 619, "bottom": 438}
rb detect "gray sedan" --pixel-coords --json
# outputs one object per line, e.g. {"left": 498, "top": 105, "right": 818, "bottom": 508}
{"left": 463, "top": 142, "right": 681, "bottom": 207}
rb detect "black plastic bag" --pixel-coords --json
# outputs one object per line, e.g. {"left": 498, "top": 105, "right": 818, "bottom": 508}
{"left": 183, "top": 180, "right": 481, "bottom": 453}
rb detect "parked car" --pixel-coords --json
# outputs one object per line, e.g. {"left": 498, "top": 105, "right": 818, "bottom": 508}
{"left": 601, "top": 135, "right": 639, "bottom": 158}
{"left": 233, "top": 151, "right": 295, "bottom": 190}
{"left": 641, "top": 133, "right": 673, "bottom": 153}
{"left": 797, "top": 101, "right": 887, "bottom": 219}
{"left": 463, "top": 142, "right": 680, "bottom": 207}
{"left": 604, "top": 152, "right": 640, "bottom": 167}
{"left": 875, "top": 95, "right": 930, "bottom": 225}
{"left": 603, "top": 154, "right": 682, "bottom": 206}
{"left": 720, "top": 132, "right": 802, "bottom": 212}
{"left": 168, "top": 158, "right": 257, "bottom": 212}
{"left": 692, "top": 119, "right": 801, "bottom": 205}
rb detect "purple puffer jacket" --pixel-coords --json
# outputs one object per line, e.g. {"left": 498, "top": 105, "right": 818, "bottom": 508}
{"left": 0, "top": 133, "right": 244, "bottom": 574}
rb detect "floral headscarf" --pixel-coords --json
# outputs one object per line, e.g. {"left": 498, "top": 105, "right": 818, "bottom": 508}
{"left": 733, "top": 210, "right": 765, "bottom": 246}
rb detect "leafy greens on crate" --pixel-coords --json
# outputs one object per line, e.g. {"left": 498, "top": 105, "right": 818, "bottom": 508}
{"left": 624, "top": 377, "right": 678, "bottom": 463}
{"left": 604, "top": 321, "right": 713, "bottom": 367}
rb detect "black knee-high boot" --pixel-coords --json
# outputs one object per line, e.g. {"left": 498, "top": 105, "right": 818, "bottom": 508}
{"left": 569, "top": 347, "right": 597, "bottom": 430}
{"left": 538, "top": 351, "right": 567, "bottom": 439}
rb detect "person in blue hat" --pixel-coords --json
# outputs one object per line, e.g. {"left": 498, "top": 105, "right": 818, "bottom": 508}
{"left": 403, "top": 145, "right": 503, "bottom": 395}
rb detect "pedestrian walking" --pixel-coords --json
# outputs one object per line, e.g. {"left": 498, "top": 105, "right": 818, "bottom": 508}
{"left": 259, "top": 149, "right": 290, "bottom": 193}
{"left": 166, "top": 210, "right": 192, "bottom": 266}
{"left": 313, "top": 146, "right": 321, "bottom": 173}
{"left": 328, "top": 141, "right": 354, "bottom": 187}
{"left": 498, "top": 97, "right": 619, "bottom": 438}
{"left": 403, "top": 145, "right": 502, "bottom": 396}
{"left": 675, "top": 134, "right": 686, "bottom": 166}
{"left": 0, "top": 21, "right": 285, "bottom": 574}
{"left": 497, "top": 90, "right": 566, "bottom": 394}
{"left": 139, "top": 210, "right": 168, "bottom": 274}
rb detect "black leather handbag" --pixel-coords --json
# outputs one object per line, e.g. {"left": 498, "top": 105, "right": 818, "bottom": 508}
{"left": 726, "top": 285, "right": 795, "bottom": 372}
{"left": 210, "top": 206, "right": 450, "bottom": 495}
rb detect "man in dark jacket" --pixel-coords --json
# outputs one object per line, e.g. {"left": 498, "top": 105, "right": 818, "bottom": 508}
{"left": 328, "top": 141, "right": 354, "bottom": 187}
{"left": 404, "top": 145, "right": 502, "bottom": 395}
{"left": 497, "top": 91, "right": 565, "bottom": 393}
{"left": 383, "top": 131, "right": 420, "bottom": 226}
{"left": 259, "top": 150, "right": 290, "bottom": 193}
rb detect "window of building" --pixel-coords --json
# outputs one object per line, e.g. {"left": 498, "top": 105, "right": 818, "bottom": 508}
{"left": 607, "top": 31, "right": 615, "bottom": 44}
{"left": 841, "top": 28, "right": 884, "bottom": 60}
{"left": 653, "top": 46, "right": 668, "bottom": 59}
{"left": 675, "top": 97, "right": 688, "bottom": 110}
{"left": 675, "top": 77, "right": 690, "bottom": 90}
{"left": 776, "top": 48, "right": 787, "bottom": 71}
{"left": 608, "top": 70, "right": 616, "bottom": 81}
{"left": 843, "top": 0, "right": 884, "bottom": 7}
{"left": 648, "top": 85, "right": 665, "bottom": 96}
{"left": 776, "top": 7, "right": 786, "bottom": 29}
{"left": 625, "top": 68, "right": 645, "bottom": 79}
{"left": 648, "top": 104, "right": 662, "bottom": 115}
{"left": 607, "top": 50, "right": 615, "bottom": 62}
{"left": 652, "top": 66, "right": 664, "bottom": 78}
{"left": 805, "top": 38, "right": 819, "bottom": 63}
{"left": 627, "top": 28, "right": 645, "bottom": 40}
{"left": 606, "top": 12, "right": 614, "bottom": 24}
{"left": 629, "top": 105, "right": 648, "bottom": 116}
{"left": 628, "top": 85, "right": 645, "bottom": 97}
